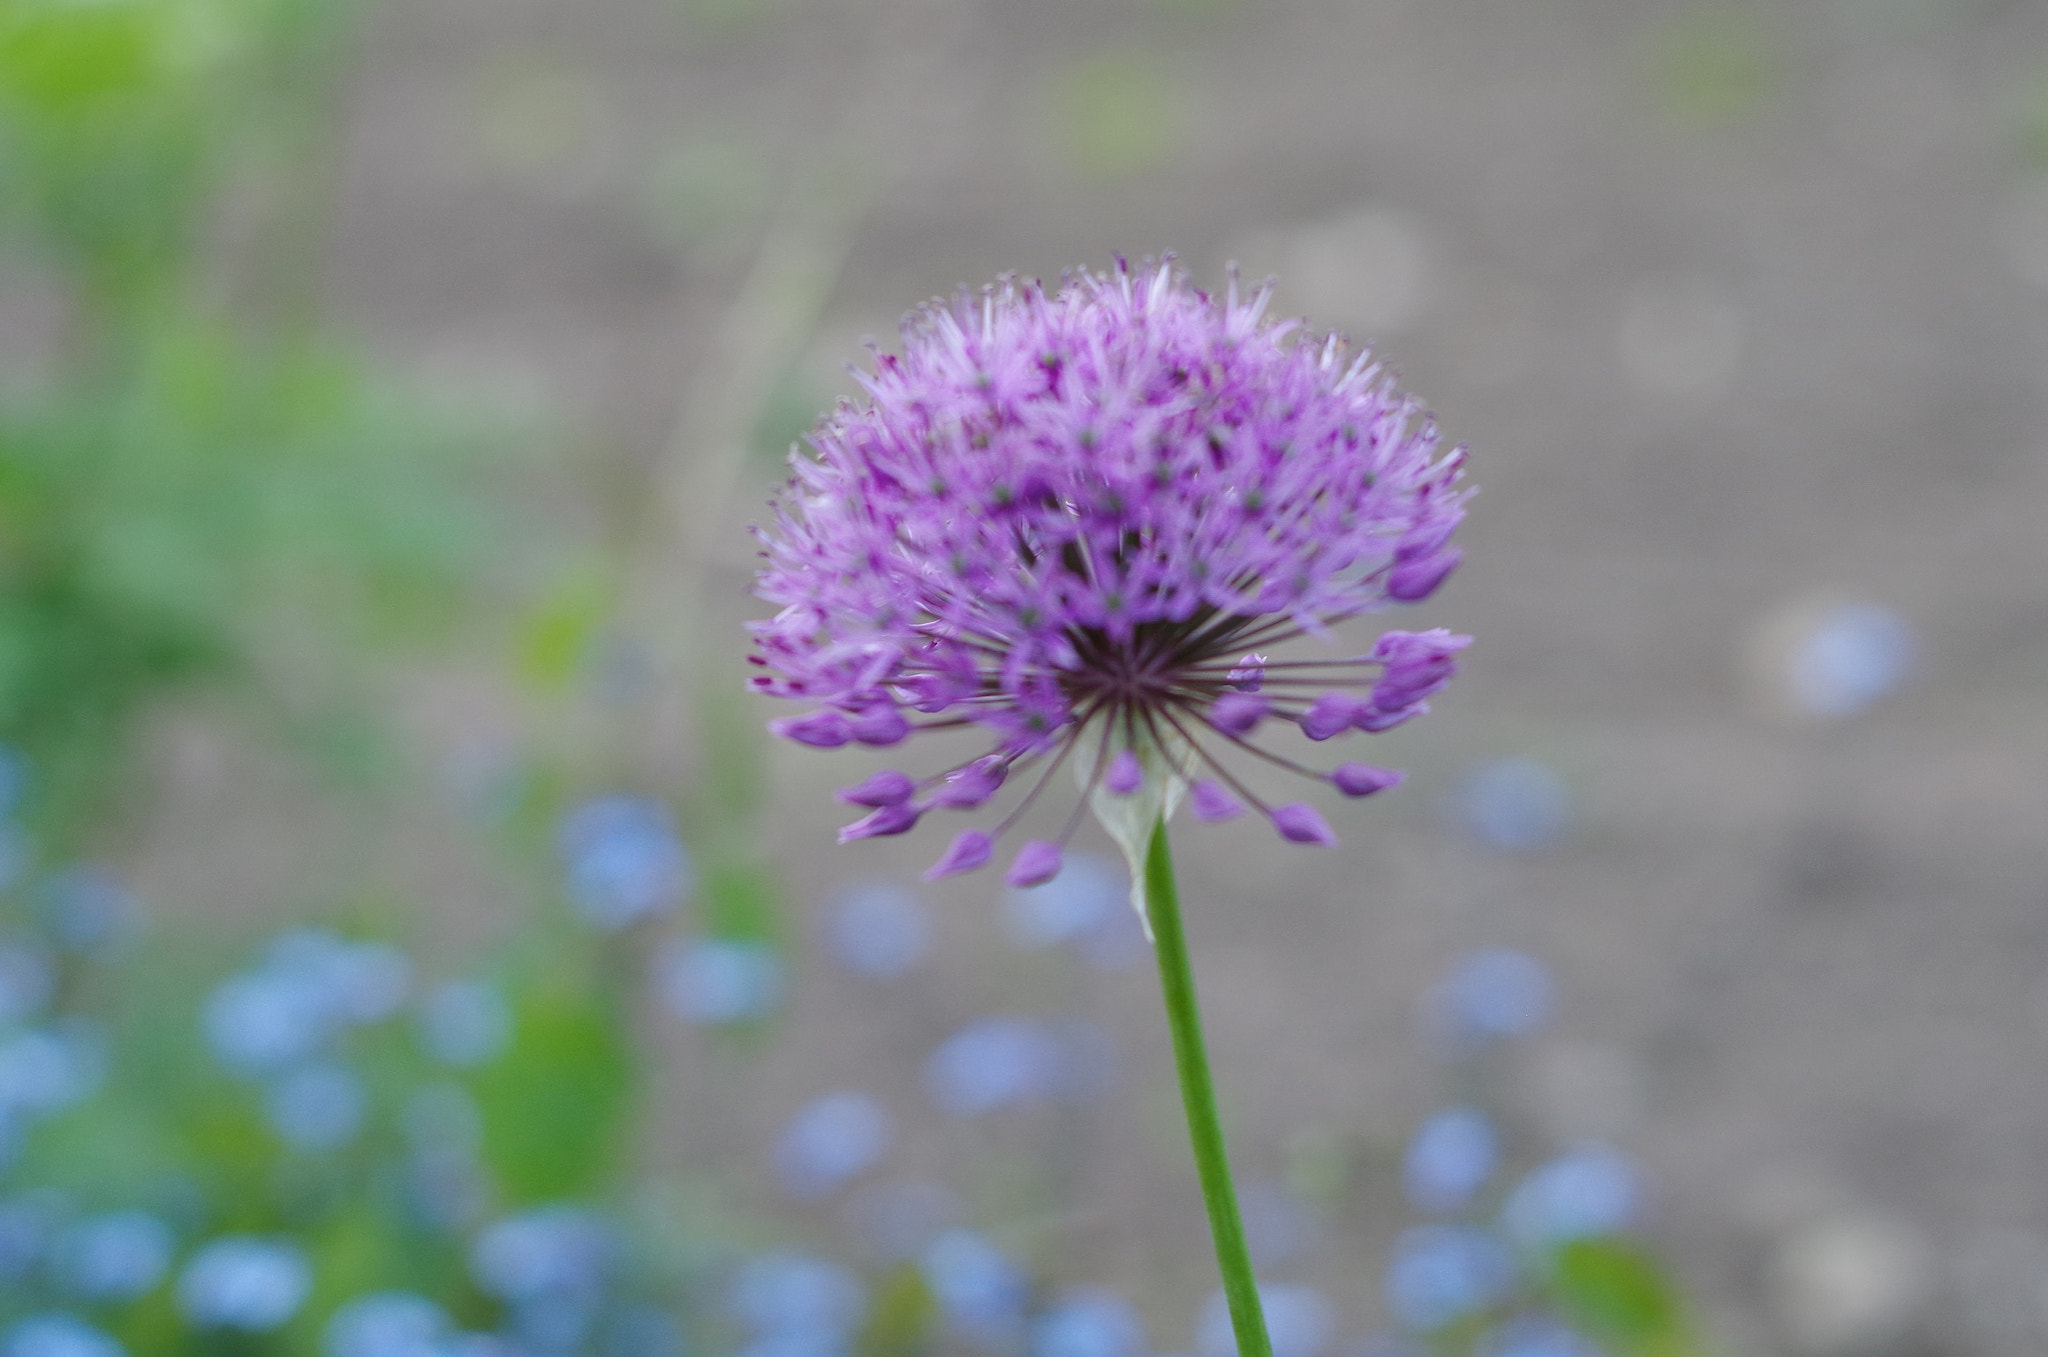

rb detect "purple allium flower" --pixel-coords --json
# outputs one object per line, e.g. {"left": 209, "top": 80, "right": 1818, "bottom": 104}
{"left": 749, "top": 259, "right": 1471, "bottom": 884}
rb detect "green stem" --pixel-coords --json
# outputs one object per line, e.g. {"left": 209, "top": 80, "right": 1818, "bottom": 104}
{"left": 1144, "top": 817, "right": 1272, "bottom": 1357}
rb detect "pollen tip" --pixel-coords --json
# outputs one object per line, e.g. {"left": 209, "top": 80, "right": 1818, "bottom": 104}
{"left": 1332, "top": 763, "right": 1404, "bottom": 797}
{"left": 1208, "top": 691, "right": 1267, "bottom": 736}
{"left": 849, "top": 704, "right": 911, "bottom": 747}
{"left": 1387, "top": 547, "right": 1463, "bottom": 602}
{"left": 1190, "top": 780, "right": 1245, "bottom": 823}
{"left": 837, "top": 770, "right": 917, "bottom": 807}
{"left": 770, "top": 710, "right": 854, "bottom": 749}
{"left": 924, "top": 829, "right": 994, "bottom": 880}
{"left": 1301, "top": 693, "right": 1359, "bottom": 742}
{"left": 839, "top": 803, "right": 920, "bottom": 843}
{"left": 1004, "top": 839, "right": 1063, "bottom": 887}
{"left": 1272, "top": 802, "right": 1338, "bottom": 846}
{"left": 1104, "top": 749, "right": 1144, "bottom": 796}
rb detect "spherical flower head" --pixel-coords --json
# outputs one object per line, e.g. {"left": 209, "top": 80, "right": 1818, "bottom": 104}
{"left": 749, "top": 259, "right": 1471, "bottom": 887}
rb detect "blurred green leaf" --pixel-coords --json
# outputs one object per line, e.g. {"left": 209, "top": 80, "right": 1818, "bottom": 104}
{"left": 470, "top": 49, "right": 605, "bottom": 181}
{"left": 1643, "top": 5, "right": 1778, "bottom": 126}
{"left": 857, "top": 1264, "right": 937, "bottom": 1357}
{"left": 0, "top": 314, "right": 492, "bottom": 837}
{"left": 1047, "top": 52, "right": 1184, "bottom": 180}
{"left": 0, "top": 0, "right": 223, "bottom": 298}
{"left": 698, "top": 857, "right": 780, "bottom": 947}
{"left": 697, "top": 686, "right": 769, "bottom": 834}
{"left": 105, "top": 1282, "right": 191, "bottom": 1356}
{"left": 295, "top": 1203, "right": 404, "bottom": 1339}
{"left": 290, "top": 1192, "right": 483, "bottom": 1351}
{"left": 1281, "top": 1123, "right": 1354, "bottom": 1213}
{"left": 0, "top": 0, "right": 497, "bottom": 840}
{"left": 13, "top": 1086, "right": 187, "bottom": 1203}
{"left": 1543, "top": 1237, "right": 1699, "bottom": 1357}
{"left": 472, "top": 952, "right": 637, "bottom": 1204}
{"left": 517, "top": 566, "right": 617, "bottom": 694}
{"left": 0, "top": 0, "right": 356, "bottom": 308}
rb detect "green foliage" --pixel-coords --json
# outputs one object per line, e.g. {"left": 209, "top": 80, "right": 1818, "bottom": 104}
{"left": 696, "top": 687, "right": 769, "bottom": 837}
{"left": 857, "top": 1265, "right": 937, "bottom": 1357}
{"left": 0, "top": 0, "right": 497, "bottom": 840}
{"left": 1046, "top": 51, "right": 1184, "bottom": 180}
{"left": 698, "top": 857, "right": 779, "bottom": 946}
{"left": 0, "top": 0, "right": 228, "bottom": 299}
{"left": 517, "top": 566, "right": 620, "bottom": 696}
{"left": 1642, "top": 5, "right": 1778, "bottom": 126}
{"left": 0, "top": 318, "right": 489, "bottom": 835}
{"left": 471, "top": 945, "right": 638, "bottom": 1204}
{"left": 468, "top": 50, "right": 606, "bottom": 185}
{"left": 1543, "top": 1238, "right": 1700, "bottom": 1357}
{"left": 0, "top": 0, "right": 354, "bottom": 306}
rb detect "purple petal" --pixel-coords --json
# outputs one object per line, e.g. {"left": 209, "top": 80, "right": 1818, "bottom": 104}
{"left": 839, "top": 803, "right": 921, "bottom": 842}
{"left": 1301, "top": 692, "right": 1359, "bottom": 742}
{"left": 1370, "top": 628, "right": 1474, "bottom": 666}
{"left": 1227, "top": 653, "right": 1269, "bottom": 692}
{"left": 1368, "top": 631, "right": 1469, "bottom": 710}
{"left": 1395, "top": 518, "right": 1459, "bottom": 562}
{"left": 900, "top": 672, "right": 969, "bottom": 713}
{"left": 770, "top": 710, "right": 854, "bottom": 749}
{"left": 933, "top": 756, "right": 1007, "bottom": 809}
{"left": 1333, "top": 763, "right": 1404, "bottom": 797}
{"left": 924, "top": 830, "right": 994, "bottom": 880}
{"left": 1388, "top": 548, "right": 1464, "bottom": 601}
{"left": 1004, "top": 839, "right": 1063, "bottom": 887}
{"left": 837, "top": 770, "right": 917, "bottom": 807}
{"left": 1369, "top": 676, "right": 1443, "bottom": 712}
{"left": 850, "top": 704, "right": 910, "bottom": 747}
{"left": 1272, "top": 803, "right": 1339, "bottom": 846}
{"left": 1208, "top": 691, "right": 1268, "bottom": 736}
{"left": 1104, "top": 750, "right": 1143, "bottom": 795}
{"left": 1190, "top": 780, "right": 1245, "bottom": 822}
{"left": 1356, "top": 703, "right": 1424, "bottom": 733}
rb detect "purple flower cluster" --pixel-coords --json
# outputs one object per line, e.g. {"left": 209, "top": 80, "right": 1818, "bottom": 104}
{"left": 749, "top": 260, "right": 1471, "bottom": 885}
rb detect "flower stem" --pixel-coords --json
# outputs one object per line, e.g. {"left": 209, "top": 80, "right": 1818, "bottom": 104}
{"left": 1143, "top": 817, "right": 1272, "bottom": 1357}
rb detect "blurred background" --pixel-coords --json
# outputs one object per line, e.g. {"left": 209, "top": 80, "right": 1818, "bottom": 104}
{"left": 0, "top": 0, "right": 2045, "bottom": 1353}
